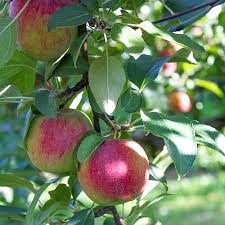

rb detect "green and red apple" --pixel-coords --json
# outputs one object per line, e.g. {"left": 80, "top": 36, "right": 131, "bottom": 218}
{"left": 25, "top": 110, "right": 91, "bottom": 174}
{"left": 9, "top": 0, "right": 79, "bottom": 61}
{"left": 78, "top": 139, "right": 150, "bottom": 205}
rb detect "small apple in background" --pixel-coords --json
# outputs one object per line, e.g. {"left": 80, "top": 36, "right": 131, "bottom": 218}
{"left": 191, "top": 26, "right": 203, "bottom": 37}
{"left": 9, "top": 0, "right": 79, "bottom": 61}
{"left": 160, "top": 49, "right": 177, "bottom": 76}
{"left": 168, "top": 91, "right": 192, "bottom": 113}
{"left": 78, "top": 139, "right": 150, "bottom": 205}
{"left": 25, "top": 110, "right": 92, "bottom": 174}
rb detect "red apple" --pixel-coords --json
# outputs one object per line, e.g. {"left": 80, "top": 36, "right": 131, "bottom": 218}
{"left": 160, "top": 50, "right": 177, "bottom": 76}
{"left": 9, "top": 0, "right": 79, "bottom": 61}
{"left": 78, "top": 139, "right": 150, "bottom": 205}
{"left": 25, "top": 110, "right": 92, "bottom": 174}
{"left": 168, "top": 91, "right": 192, "bottom": 113}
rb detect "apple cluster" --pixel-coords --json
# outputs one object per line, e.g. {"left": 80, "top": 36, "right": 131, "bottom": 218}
{"left": 24, "top": 110, "right": 150, "bottom": 205}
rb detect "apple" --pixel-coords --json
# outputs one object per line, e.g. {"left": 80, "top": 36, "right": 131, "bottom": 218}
{"left": 25, "top": 110, "right": 92, "bottom": 174}
{"left": 160, "top": 50, "right": 177, "bottom": 76}
{"left": 9, "top": 0, "right": 79, "bottom": 61}
{"left": 168, "top": 91, "right": 192, "bottom": 113}
{"left": 78, "top": 139, "right": 149, "bottom": 205}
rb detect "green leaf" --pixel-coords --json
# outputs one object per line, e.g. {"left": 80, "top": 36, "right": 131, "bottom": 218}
{"left": 89, "top": 56, "right": 126, "bottom": 114}
{"left": 81, "top": 0, "right": 98, "bottom": 10}
{"left": 111, "top": 23, "right": 145, "bottom": 53}
{"left": 76, "top": 131, "right": 104, "bottom": 163}
{"left": 0, "top": 50, "right": 36, "bottom": 86}
{"left": 103, "top": 218, "right": 115, "bottom": 225}
{"left": 168, "top": 9, "right": 209, "bottom": 32}
{"left": 49, "top": 184, "right": 71, "bottom": 204}
{"left": 0, "top": 174, "right": 35, "bottom": 192}
{"left": 127, "top": 193, "right": 171, "bottom": 225}
{"left": 113, "top": 0, "right": 136, "bottom": 11}
{"left": 194, "top": 79, "right": 224, "bottom": 98}
{"left": 8, "top": 69, "right": 35, "bottom": 95}
{"left": 149, "top": 163, "right": 168, "bottom": 192}
{"left": 0, "top": 17, "right": 17, "bottom": 68}
{"left": 165, "top": 0, "right": 222, "bottom": 28}
{"left": 99, "top": 0, "right": 118, "bottom": 8}
{"left": 71, "top": 30, "right": 92, "bottom": 68}
{"left": 121, "top": 87, "right": 142, "bottom": 113}
{"left": 26, "top": 183, "right": 51, "bottom": 225}
{"left": 0, "top": 85, "right": 22, "bottom": 104}
{"left": 36, "top": 202, "right": 70, "bottom": 225}
{"left": 48, "top": 4, "right": 93, "bottom": 30}
{"left": 127, "top": 55, "right": 168, "bottom": 87}
{"left": 52, "top": 55, "right": 88, "bottom": 78}
{"left": 68, "top": 176, "right": 82, "bottom": 200}
{"left": 193, "top": 121, "right": 225, "bottom": 156}
{"left": 87, "top": 86, "right": 102, "bottom": 113}
{"left": 22, "top": 109, "right": 35, "bottom": 146}
{"left": 67, "top": 209, "right": 95, "bottom": 225}
{"left": 0, "top": 205, "right": 26, "bottom": 222}
{"left": 169, "top": 48, "right": 196, "bottom": 64}
{"left": 0, "top": 85, "right": 32, "bottom": 107}
{"left": 34, "top": 89, "right": 58, "bottom": 117}
{"left": 17, "top": 100, "right": 32, "bottom": 115}
{"left": 141, "top": 111, "right": 197, "bottom": 178}
{"left": 139, "top": 21, "right": 205, "bottom": 54}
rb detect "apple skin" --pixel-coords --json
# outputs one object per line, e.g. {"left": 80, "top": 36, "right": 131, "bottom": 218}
{"left": 9, "top": 0, "right": 79, "bottom": 61}
{"left": 168, "top": 91, "right": 192, "bottom": 113}
{"left": 25, "top": 110, "right": 92, "bottom": 174}
{"left": 161, "top": 50, "right": 177, "bottom": 76}
{"left": 78, "top": 139, "right": 150, "bottom": 205}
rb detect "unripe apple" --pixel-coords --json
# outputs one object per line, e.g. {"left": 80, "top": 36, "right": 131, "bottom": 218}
{"left": 161, "top": 50, "right": 177, "bottom": 76}
{"left": 168, "top": 91, "right": 192, "bottom": 113}
{"left": 25, "top": 110, "right": 92, "bottom": 174}
{"left": 78, "top": 139, "right": 150, "bottom": 205}
{"left": 9, "top": 0, "right": 79, "bottom": 61}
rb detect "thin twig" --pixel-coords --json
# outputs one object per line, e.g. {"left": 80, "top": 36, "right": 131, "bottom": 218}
{"left": 58, "top": 73, "right": 88, "bottom": 109}
{"left": 94, "top": 206, "right": 123, "bottom": 225}
{"left": 111, "top": 207, "right": 123, "bottom": 225}
{"left": 153, "top": 0, "right": 221, "bottom": 24}
{"left": 92, "top": 110, "right": 101, "bottom": 133}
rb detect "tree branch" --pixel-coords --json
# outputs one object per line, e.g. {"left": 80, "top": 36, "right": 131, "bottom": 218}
{"left": 58, "top": 73, "right": 88, "bottom": 109}
{"left": 94, "top": 206, "right": 123, "bottom": 225}
{"left": 153, "top": 0, "right": 221, "bottom": 24}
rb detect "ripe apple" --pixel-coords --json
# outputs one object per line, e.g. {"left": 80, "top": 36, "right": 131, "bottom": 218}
{"left": 9, "top": 0, "right": 79, "bottom": 61}
{"left": 25, "top": 110, "right": 92, "bottom": 174}
{"left": 78, "top": 139, "right": 150, "bottom": 205}
{"left": 160, "top": 50, "right": 177, "bottom": 76}
{"left": 168, "top": 91, "right": 192, "bottom": 113}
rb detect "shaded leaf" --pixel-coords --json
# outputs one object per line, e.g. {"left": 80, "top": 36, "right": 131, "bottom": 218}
{"left": 67, "top": 209, "right": 95, "bottom": 225}
{"left": 141, "top": 111, "right": 197, "bottom": 178}
{"left": 76, "top": 131, "right": 104, "bottom": 163}
{"left": 193, "top": 121, "right": 225, "bottom": 156}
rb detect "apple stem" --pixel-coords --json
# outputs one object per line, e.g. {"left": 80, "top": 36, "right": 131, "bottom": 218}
{"left": 94, "top": 206, "right": 123, "bottom": 225}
